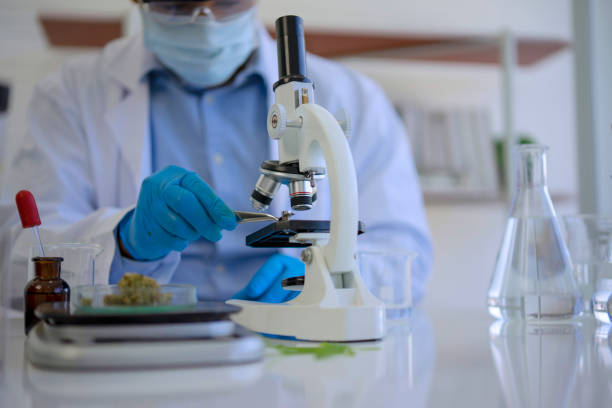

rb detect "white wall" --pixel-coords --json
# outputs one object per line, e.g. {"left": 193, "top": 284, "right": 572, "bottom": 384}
{"left": 343, "top": 53, "right": 576, "bottom": 196}
{"left": 0, "top": 0, "right": 130, "bottom": 58}
{"left": 258, "top": 0, "right": 571, "bottom": 37}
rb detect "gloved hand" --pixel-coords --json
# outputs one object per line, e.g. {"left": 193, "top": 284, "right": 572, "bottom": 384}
{"left": 232, "top": 254, "right": 305, "bottom": 303}
{"left": 118, "top": 165, "right": 237, "bottom": 261}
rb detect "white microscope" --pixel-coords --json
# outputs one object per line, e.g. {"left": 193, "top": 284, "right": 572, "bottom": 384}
{"left": 228, "top": 15, "right": 384, "bottom": 342}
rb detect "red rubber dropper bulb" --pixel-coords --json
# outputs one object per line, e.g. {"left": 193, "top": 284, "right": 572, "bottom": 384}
{"left": 15, "top": 190, "right": 41, "bottom": 228}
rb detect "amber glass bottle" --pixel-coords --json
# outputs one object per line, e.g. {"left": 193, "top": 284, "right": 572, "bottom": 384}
{"left": 24, "top": 257, "right": 70, "bottom": 334}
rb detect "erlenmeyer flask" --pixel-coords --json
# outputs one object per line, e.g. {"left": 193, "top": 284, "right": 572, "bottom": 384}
{"left": 488, "top": 144, "right": 582, "bottom": 320}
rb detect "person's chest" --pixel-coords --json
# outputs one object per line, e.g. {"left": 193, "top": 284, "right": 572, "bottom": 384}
{"left": 149, "top": 72, "right": 272, "bottom": 254}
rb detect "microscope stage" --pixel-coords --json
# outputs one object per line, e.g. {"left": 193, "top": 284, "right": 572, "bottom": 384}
{"left": 246, "top": 220, "right": 365, "bottom": 248}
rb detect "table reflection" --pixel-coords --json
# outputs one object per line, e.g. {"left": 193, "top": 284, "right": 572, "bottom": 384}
{"left": 263, "top": 310, "right": 435, "bottom": 408}
{"left": 14, "top": 310, "right": 434, "bottom": 408}
{"left": 24, "top": 361, "right": 268, "bottom": 408}
{"left": 489, "top": 318, "right": 612, "bottom": 408}
{"left": 594, "top": 325, "right": 612, "bottom": 400}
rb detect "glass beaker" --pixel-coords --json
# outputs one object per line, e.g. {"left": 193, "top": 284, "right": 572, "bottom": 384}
{"left": 28, "top": 243, "right": 103, "bottom": 290}
{"left": 560, "top": 215, "right": 612, "bottom": 314}
{"left": 358, "top": 249, "right": 416, "bottom": 320}
{"left": 488, "top": 144, "right": 582, "bottom": 320}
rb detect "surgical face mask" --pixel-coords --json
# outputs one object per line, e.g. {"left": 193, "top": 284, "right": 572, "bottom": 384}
{"left": 141, "top": 8, "right": 257, "bottom": 88}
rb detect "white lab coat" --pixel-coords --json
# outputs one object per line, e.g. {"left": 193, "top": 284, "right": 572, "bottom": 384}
{"left": 0, "top": 28, "right": 431, "bottom": 300}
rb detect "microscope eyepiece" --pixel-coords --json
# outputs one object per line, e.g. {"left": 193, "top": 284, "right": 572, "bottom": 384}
{"left": 273, "top": 15, "right": 311, "bottom": 90}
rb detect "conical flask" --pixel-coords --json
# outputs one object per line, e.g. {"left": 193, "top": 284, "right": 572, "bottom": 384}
{"left": 488, "top": 144, "right": 582, "bottom": 320}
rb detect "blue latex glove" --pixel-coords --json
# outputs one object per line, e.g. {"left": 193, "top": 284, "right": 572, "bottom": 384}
{"left": 118, "top": 165, "right": 237, "bottom": 261}
{"left": 232, "top": 254, "right": 305, "bottom": 303}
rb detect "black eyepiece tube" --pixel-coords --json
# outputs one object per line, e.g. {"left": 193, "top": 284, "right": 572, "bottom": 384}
{"left": 273, "top": 15, "right": 311, "bottom": 90}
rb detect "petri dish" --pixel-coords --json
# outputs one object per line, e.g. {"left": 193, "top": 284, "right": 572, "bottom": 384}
{"left": 72, "top": 284, "right": 197, "bottom": 314}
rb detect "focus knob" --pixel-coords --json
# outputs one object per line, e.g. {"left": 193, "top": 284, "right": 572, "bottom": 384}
{"left": 267, "top": 104, "right": 287, "bottom": 140}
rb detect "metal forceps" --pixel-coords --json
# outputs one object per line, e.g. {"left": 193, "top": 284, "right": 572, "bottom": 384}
{"left": 234, "top": 211, "right": 279, "bottom": 224}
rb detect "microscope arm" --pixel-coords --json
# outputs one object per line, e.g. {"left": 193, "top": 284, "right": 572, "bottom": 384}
{"left": 228, "top": 102, "right": 384, "bottom": 340}
{"left": 296, "top": 104, "right": 358, "bottom": 274}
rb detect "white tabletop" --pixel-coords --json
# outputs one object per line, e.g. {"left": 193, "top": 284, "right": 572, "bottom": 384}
{"left": 1, "top": 308, "right": 610, "bottom": 408}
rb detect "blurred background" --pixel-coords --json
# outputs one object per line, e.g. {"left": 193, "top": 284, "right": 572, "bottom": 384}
{"left": 0, "top": 0, "right": 609, "bottom": 315}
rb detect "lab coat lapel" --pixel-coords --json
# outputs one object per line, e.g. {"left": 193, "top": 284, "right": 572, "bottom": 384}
{"left": 103, "top": 34, "right": 155, "bottom": 193}
{"left": 105, "top": 82, "right": 151, "bottom": 194}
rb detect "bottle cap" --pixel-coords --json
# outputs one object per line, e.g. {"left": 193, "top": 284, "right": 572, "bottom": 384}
{"left": 31, "top": 257, "right": 63, "bottom": 263}
{"left": 15, "top": 190, "right": 41, "bottom": 228}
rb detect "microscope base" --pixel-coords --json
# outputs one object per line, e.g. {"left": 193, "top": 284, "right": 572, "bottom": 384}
{"left": 227, "top": 296, "right": 384, "bottom": 342}
{"left": 228, "top": 245, "right": 385, "bottom": 341}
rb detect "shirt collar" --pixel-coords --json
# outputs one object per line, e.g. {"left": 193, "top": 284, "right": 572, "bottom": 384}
{"left": 234, "top": 23, "right": 278, "bottom": 94}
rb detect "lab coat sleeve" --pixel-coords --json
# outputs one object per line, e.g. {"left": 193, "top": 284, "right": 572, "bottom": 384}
{"left": 0, "top": 75, "right": 179, "bottom": 297}
{"left": 348, "top": 77, "right": 433, "bottom": 303}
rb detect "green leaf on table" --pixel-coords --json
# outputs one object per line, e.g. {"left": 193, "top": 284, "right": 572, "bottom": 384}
{"left": 271, "top": 342, "right": 356, "bottom": 359}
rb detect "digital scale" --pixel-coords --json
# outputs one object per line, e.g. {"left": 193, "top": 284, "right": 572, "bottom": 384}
{"left": 26, "top": 302, "right": 264, "bottom": 370}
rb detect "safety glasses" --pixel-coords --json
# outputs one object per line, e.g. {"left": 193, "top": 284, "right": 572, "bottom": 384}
{"left": 138, "top": 0, "right": 255, "bottom": 25}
